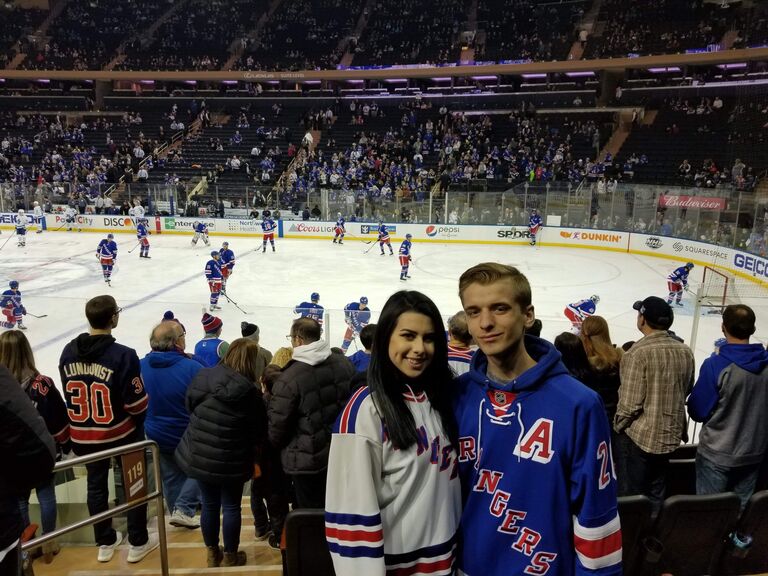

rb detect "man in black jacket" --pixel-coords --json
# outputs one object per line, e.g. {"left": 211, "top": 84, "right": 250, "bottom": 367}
{"left": 268, "top": 318, "right": 354, "bottom": 508}
{"left": 0, "top": 366, "right": 56, "bottom": 575}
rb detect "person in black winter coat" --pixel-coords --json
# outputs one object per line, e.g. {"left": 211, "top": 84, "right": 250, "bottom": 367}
{"left": 0, "top": 365, "right": 56, "bottom": 576}
{"left": 268, "top": 317, "right": 355, "bottom": 508}
{"left": 176, "top": 338, "right": 267, "bottom": 568}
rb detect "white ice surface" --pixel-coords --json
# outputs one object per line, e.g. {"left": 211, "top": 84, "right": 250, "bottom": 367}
{"left": 3, "top": 230, "right": 767, "bottom": 401}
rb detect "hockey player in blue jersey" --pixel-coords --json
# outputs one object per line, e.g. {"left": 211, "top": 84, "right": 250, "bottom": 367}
{"left": 219, "top": 241, "right": 235, "bottom": 293}
{"left": 294, "top": 292, "right": 324, "bottom": 324}
{"left": 191, "top": 221, "right": 210, "bottom": 246}
{"left": 96, "top": 233, "right": 118, "bottom": 285}
{"left": 341, "top": 297, "right": 371, "bottom": 352}
{"left": 136, "top": 218, "right": 151, "bottom": 259}
{"left": 454, "top": 263, "right": 621, "bottom": 576}
{"left": 564, "top": 294, "right": 600, "bottom": 335}
{"left": 205, "top": 251, "right": 223, "bottom": 311}
{"left": 1, "top": 280, "right": 27, "bottom": 330}
{"left": 15, "top": 209, "right": 29, "bottom": 247}
{"left": 377, "top": 221, "right": 394, "bottom": 255}
{"left": 333, "top": 213, "right": 345, "bottom": 244}
{"left": 667, "top": 262, "right": 694, "bottom": 306}
{"left": 261, "top": 210, "right": 276, "bottom": 252}
{"left": 529, "top": 208, "right": 543, "bottom": 246}
{"left": 398, "top": 233, "right": 413, "bottom": 281}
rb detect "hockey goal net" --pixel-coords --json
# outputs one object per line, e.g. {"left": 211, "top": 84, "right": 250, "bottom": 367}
{"left": 699, "top": 265, "right": 738, "bottom": 311}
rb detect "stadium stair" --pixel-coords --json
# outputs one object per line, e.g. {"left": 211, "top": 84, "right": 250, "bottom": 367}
{"left": 223, "top": 0, "right": 286, "bottom": 71}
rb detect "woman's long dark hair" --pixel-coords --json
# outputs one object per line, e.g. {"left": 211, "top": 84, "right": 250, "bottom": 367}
{"left": 368, "top": 290, "right": 457, "bottom": 450}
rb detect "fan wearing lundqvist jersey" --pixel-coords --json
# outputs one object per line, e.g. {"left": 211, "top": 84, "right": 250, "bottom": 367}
{"left": 453, "top": 337, "right": 621, "bottom": 575}
{"left": 96, "top": 234, "right": 118, "bottom": 284}
{"left": 326, "top": 386, "right": 461, "bottom": 576}
{"left": 59, "top": 332, "right": 148, "bottom": 455}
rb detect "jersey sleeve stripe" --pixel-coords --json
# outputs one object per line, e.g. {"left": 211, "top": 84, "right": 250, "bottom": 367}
{"left": 386, "top": 555, "right": 454, "bottom": 576}
{"left": 70, "top": 417, "right": 136, "bottom": 443}
{"left": 327, "top": 542, "right": 384, "bottom": 558}
{"left": 325, "top": 511, "right": 381, "bottom": 527}
{"left": 52, "top": 424, "right": 71, "bottom": 444}
{"left": 338, "top": 387, "right": 370, "bottom": 434}
{"left": 573, "top": 514, "right": 622, "bottom": 568}
{"left": 124, "top": 394, "right": 149, "bottom": 415}
{"left": 326, "top": 526, "right": 384, "bottom": 544}
{"left": 383, "top": 535, "right": 456, "bottom": 566}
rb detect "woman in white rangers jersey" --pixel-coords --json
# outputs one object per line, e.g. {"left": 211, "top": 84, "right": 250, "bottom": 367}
{"left": 325, "top": 290, "right": 461, "bottom": 576}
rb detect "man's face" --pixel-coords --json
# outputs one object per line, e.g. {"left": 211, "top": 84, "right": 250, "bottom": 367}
{"left": 462, "top": 278, "right": 534, "bottom": 361}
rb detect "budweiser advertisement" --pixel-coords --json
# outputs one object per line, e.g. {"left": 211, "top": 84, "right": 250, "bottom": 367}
{"left": 658, "top": 195, "right": 726, "bottom": 211}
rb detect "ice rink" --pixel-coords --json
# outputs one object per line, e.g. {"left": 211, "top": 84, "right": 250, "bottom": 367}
{"left": 2, "top": 229, "right": 767, "bottom": 390}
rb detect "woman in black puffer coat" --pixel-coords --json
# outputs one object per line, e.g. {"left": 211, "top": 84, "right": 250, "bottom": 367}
{"left": 176, "top": 338, "right": 267, "bottom": 568}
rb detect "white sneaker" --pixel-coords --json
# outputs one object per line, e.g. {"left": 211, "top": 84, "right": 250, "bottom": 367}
{"left": 97, "top": 531, "right": 123, "bottom": 562}
{"left": 170, "top": 510, "right": 200, "bottom": 529}
{"left": 127, "top": 532, "right": 159, "bottom": 563}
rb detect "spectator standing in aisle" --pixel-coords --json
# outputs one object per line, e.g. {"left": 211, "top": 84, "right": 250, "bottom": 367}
{"left": 447, "top": 311, "right": 474, "bottom": 376}
{"left": 268, "top": 318, "right": 354, "bottom": 508}
{"left": 453, "top": 263, "right": 621, "bottom": 575}
{"left": 688, "top": 304, "right": 768, "bottom": 509}
{"left": 614, "top": 297, "right": 695, "bottom": 511}
{"left": 59, "top": 295, "right": 159, "bottom": 563}
{"left": 175, "top": 339, "right": 268, "bottom": 567}
{"left": 0, "top": 331, "right": 69, "bottom": 564}
{"left": 141, "top": 321, "right": 203, "bottom": 529}
{"left": 0, "top": 366, "right": 56, "bottom": 576}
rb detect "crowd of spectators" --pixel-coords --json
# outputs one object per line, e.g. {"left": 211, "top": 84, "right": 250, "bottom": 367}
{"left": 585, "top": 0, "right": 729, "bottom": 59}
{"left": 118, "top": 0, "right": 266, "bottom": 72}
{"left": 475, "top": 0, "right": 582, "bottom": 63}
{"left": 0, "top": 6, "right": 46, "bottom": 69}
{"left": 351, "top": 0, "right": 464, "bottom": 66}
{"left": 236, "top": 0, "right": 362, "bottom": 72}
{"left": 21, "top": 0, "right": 171, "bottom": 71}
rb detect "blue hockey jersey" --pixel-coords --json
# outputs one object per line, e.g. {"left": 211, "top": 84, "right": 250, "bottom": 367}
{"left": 262, "top": 218, "right": 276, "bottom": 233}
{"left": 205, "top": 259, "right": 222, "bottom": 280}
{"left": 399, "top": 239, "right": 412, "bottom": 256}
{"left": 529, "top": 213, "right": 543, "bottom": 230}
{"left": 193, "top": 222, "right": 208, "bottom": 234}
{"left": 219, "top": 248, "right": 235, "bottom": 271}
{"left": 567, "top": 299, "right": 597, "bottom": 321}
{"left": 452, "top": 336, "right": 621, "bottom": 575}
{"left": 97, "top": 239, "right": 118, "bottom": 260}
{"left": 667, "top": 266, "right": 690, "bottom": 286}
{"left": 0, "top": 289, "right": 23, "bottom": 310}
{"left": 344, "top": 302, "right": 371, "bottom": 331}
{"left": 294, "top": 301, "right": 324, "bottom": 323}
{"left": 136, "top": 223, "right": 149, "bottom": 239}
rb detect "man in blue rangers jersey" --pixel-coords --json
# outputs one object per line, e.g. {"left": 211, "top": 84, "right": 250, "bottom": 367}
{"left": 58, "top": 295, "right": 159, "bottom": 563}
{"left": 667, "top": 262, "right": 694, "bottom": 307}
{"left": 193, "top": 312, "right": 229, "bottom": 367}
{"left": 205, "top": 251, "right": 223, "bottom": 311}
{"left": 294, "top": 292, "right": 324, "bottom": 324}
{"left": 341, "top": 297, "right": 371, "bottom": 352}
{"left": 191, "top": 221, "right": 210, "bottom": 246}
{"left": 564, "top": 295, "right": 600, "bottom": 335}
{"left": 136, "top": 218, "right": 151, "bottom": 259}
{"left": 219, "top": 242, "right": 235, "bottom": 293}
{"left": 96, "top": 234, "right": 118, "bottom": 285}
{"left": 454, "top": 263, "right": 621, "bottom": 576}
{"left": 15, "top": 209, "right": 29, "bottom": 247}
{"left": 261, "top": 210, "right": 276, "bottom": 252}
{"left": 398, "top": 233, "right": 413, "bottom": 281}
{"left": 333, "top": 213, "right": 345, "bottom": 244}
{"left": 1, "top": 280, "right": 27, "bottom": 330}
{"left": 529, "top": 208, "right": 543, "bottom": 246}
{"left": 377, "top": 221, "right": 394, "bottom": 255}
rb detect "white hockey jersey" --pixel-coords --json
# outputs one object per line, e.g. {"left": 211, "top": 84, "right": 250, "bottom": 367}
{"left": 325, "top": 385, "right": 461, "bottom": 576}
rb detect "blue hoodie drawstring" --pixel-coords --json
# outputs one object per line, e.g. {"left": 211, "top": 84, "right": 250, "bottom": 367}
{"left": 515, "top": 402, "right": 524, "bottom": 463}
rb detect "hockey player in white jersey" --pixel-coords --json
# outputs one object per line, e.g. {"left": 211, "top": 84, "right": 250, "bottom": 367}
{"left": 326, "top": 290, "right": 460, "bottom": 576}
{"left": 64, "top": 206, "right": 79, "bottom": 231}
{"left": 32, "top": 201, "right": 44, "bottom": 233}
{"left": 14, "top": 209, "right": 29, "bottom": 247}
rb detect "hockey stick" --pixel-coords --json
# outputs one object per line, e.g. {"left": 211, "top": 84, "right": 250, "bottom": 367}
{"left": 127, "top": 241, "right": 143, "bottom": 253}
{"left": 221, "top": 291, "right": 253, "bottom": 315}
{"left": 26, "top": 312, "right": 48, "bottom": 319}
{"left": 363, "top": 241, "right": 378, "bottom": 254}
{"left": 0, "top": 233, "right": 15, "bottom": 252}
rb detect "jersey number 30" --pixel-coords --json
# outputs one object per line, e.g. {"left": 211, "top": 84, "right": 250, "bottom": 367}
{"left": 66, "top": 380, "right": 114, "bottom": 424}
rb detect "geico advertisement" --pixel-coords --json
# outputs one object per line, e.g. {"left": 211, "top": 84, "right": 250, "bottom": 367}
{"left": 733, "top": 252, "right": 768, "bottom": 279}
{"left": 0, "top": 212, "right": 44, "bottom": 224}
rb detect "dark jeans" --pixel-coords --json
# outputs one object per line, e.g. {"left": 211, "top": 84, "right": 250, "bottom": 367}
{"left": 291, "top": 471, "right": 327, "bottom": 509}
{"left": 250, "top": 467, "right": 289, "bottom": 537}
{"left": 696, "top": 453, "right": 760, "bottom": 511}
{"left": 198, "top": 480, "right": 244, "bottom": 553}
{"left": 616, "top": 433, "right": 670, "bottom": 512}
{"left": 86, "top": 458, "right": 148, "bottom": 547}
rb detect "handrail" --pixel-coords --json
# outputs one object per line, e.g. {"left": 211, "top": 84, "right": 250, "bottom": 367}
{"left": 21, "top": 440, "right": 169, "bottom": 576}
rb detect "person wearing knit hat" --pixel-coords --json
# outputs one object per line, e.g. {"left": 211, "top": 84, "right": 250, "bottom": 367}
{"left": 161, "top": 311, "right": 187, "bottom": 335}
{"left": 193, "top": 312, "right": 229, "bottom": 367}
{"left": 240, "top": 322, "right": 273, "bottom": 383}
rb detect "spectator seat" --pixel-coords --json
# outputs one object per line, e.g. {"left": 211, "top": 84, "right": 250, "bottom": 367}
{"left": 718, "top": 490, "right": 768, "bottom": 575}
{"left": 617, "top": 495, "right": 654, "bottom": 576}
{"left": 284, "top": 508, "right": 335, "bottom": 576}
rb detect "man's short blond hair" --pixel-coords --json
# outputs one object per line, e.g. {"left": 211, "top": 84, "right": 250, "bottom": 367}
{"left": 459, "top": 262, "right": 532, "bottom": 309}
